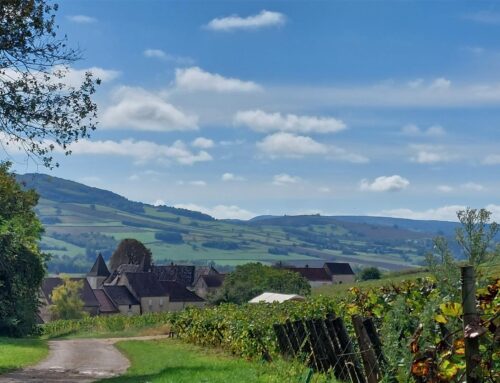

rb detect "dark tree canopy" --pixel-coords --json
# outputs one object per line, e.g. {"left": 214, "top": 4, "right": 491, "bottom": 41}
{"left": 0, "top": 0, "right": 99, "bottom": 168}
{"left": 109, "top": 238, "right": 153, "bottom": 271}
{"left": 0, "top": 162, "right": 46, "bottom": 336}
{"left": 214, "top": 263, "right": 311, "bottom": 304}
{"left": 359, "top": 266, "right": 381, "bottom": 281}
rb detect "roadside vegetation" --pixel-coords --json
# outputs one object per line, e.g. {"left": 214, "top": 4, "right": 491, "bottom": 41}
{"left": 0, "top": 338, "right": 48, "bottom": 374}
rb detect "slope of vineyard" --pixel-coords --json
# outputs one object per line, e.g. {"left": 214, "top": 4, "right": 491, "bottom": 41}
{"left": 16, "top": 173, "right": 465, "bottom": 273}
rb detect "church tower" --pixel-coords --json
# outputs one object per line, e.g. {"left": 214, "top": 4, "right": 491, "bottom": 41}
{"left": 87, "top": 253, "right": 110, "bottom": 289}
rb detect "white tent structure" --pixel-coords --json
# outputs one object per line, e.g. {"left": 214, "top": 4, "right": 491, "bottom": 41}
{"left": 249, "top": 292, "right": 305, "bottom": 304}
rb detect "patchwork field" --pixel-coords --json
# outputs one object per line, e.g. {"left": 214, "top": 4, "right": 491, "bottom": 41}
{"left": 18, "top": 173, "right": 461, "bottom": 273}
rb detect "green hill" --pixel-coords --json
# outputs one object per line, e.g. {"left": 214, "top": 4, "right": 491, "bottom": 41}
{"left": 17, "top": 173, "right": 462, "bottom": 274}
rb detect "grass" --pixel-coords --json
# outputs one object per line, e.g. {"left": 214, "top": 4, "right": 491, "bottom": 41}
{"left": 99, "top": 339, "right": 328, "bottom": 383}
{"left": 0, "top": 337, "right": 48, "bottom": 374}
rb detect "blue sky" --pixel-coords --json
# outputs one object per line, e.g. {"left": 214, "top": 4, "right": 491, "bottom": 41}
{"left": 9, "top": 1, "right": 500, "bottom": 221}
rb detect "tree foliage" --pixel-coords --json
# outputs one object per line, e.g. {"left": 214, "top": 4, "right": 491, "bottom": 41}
{"left": 49, "top": 276, "right": 85, "bottom": 320}
{"left": 456, "top": 208, "right": 499, "bottom": 268}
{"left": 109, "top": 238, "right": 152, "bottom": 271}
{"left": 359, "top": 266, "right": 381, "bottom": 281}
{"left": 214, "top": 263, "right": 311, "bottom": 304}
{"left": 0, "top": 0, "right": 99, "bottom": 168}
{"left": 0, "top": 162, "right": 46, "bottom": 336}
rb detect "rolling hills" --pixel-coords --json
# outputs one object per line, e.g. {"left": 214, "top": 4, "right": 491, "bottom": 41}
{"left": 17, "top": 173, "right": 463, "bottom": 273}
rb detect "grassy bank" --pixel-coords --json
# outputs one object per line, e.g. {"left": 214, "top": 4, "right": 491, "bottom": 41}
{"left": 99, "top": 339, "right": 327, "bottom": 383}
{"left": 0, "top": 337, "right": 48, "bottom": 374}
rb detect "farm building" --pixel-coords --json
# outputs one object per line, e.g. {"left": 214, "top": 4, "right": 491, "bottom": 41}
{"left": 283, "top": 262, "right": 355, "bottom": 286}
{"left": 249, "top": 292, "right": 305, "bottom": 303}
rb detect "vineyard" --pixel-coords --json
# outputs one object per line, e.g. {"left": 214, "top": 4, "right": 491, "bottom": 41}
{"left": 40, "top": 270, "right": 499, "bottom": 382}
{"left": 170, "top": 272, "right": 499, "bottom": 382}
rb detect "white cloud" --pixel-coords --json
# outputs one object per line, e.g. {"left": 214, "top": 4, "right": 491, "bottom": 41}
{"left": 256, "top": 132, "right": 368, "bottom": 162}
{"left": 273, "top": 173, "right": 301, "bottom": 186}
{"left": 222, "top": 173, "right": 245, "bottom": 181}
{"left": 318, "top": 187, "right": 331, "bottom": 193}
{"left": 410, "top": 144, "right": 454, "bottom": 164}
{"left": 378, "top": 204, "right": 500, "bottom": 222}
{"left": 57, "top": 138, "right": 212, "bottom": 165}
{"left": 101, "top": 87, "right": 198, "bottom": 131}
{"left": 62, "top": 66, "right": 121, "bottom": 87}
{"left": 206, "top": 10, "right": 286, "bottom": 31}
{"left": 175, "top": 67, "right": 261, "bottom": 93}
{"left": 143, "top": 49, "right": 194, "bottom": 65}
{"left": 154, "top": 199, "right": 166, "bottom": 206}
{"left": 408, "top": 78, "right": 424, "bottom": 88}
{"left": 174, "top": 203, "right": 255, "bottom": 220}
{"left": 437, "top": 185, "right": 454, "bottom": 193}
{"left": 234, "top": 109, "right": 346, "bottom": 134}
{"left": 257, "top": 132, "right": 328, "bottom": 158}
{"left": 482, "top": 154, "right": 500, "bottom": 165}
{"left": 67, "top": 15, "right": 97, "bottom": 24}
{"left": 191, "top": 137, "right": 214, "bottom": 149}
{"left": 401, "top": 124, "right": 446, "bottom": 137}
{"left": 189, "top": 180, "right": 207, "bottom": 187}
{"left": 463, "top": 11, "right": 500, "bottom": 25}
{"left": 430, "top": 77, "right": 451, "bottom": 90}
{"left": 461, "top": 182, "right": 485, "bottom": 191}
{"left": 360, "top": 175, "right": 410, "bottom": 192}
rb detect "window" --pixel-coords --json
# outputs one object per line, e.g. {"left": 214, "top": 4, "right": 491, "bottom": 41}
{"left": 148, "top": 299, "right": 153, "bottom": 311}
{"left": 159, "top": 298, "right": 164, "bottom": 307}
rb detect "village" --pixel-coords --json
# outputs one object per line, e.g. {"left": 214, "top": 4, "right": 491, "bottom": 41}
{"left": 38, "top": 251, "right": 355, "bottom": 322}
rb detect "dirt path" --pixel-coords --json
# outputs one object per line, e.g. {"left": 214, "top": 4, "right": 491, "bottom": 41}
{"left": 0, "top": 335, "right": 170, "bottom": 382}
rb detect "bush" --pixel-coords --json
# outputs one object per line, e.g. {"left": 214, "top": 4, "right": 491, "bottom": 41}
{"left": 155, "top": 231, "right": 184, "bottom": 244}
{"left": 359, "top": 267, "right": 381, "bottom": 281}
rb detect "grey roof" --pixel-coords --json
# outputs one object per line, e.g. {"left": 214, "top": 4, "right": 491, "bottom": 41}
{"left": 93, "top": 289, "right": 118, "bottom": 313}
{"left": 42, "top": 277, "right": 99, "bottom": 307}
{"left": 124, "top": 272, "right": 167, "bottom": 298}
{"left": 159, "top": 281, "right": 205, "bottom": 302}
{"left": 193, "top": 266, "right": 218, "bottom": 284}
{"left": 87, "top": 254, "right": 110, "bottom": 277}
{"left": 151, "top": 265, "right": 196, "bottom": 286}
{"left": 324, "top": 262, "right": 354, "bottom": 275}
{"left": 103, "top": 285, "right": 139, "bottom": 306}
{"left": 198, "top": 274, "right": 225, "bottom": 288}
{"left": 285, "top": 267, "right": 331, "bottom": 281}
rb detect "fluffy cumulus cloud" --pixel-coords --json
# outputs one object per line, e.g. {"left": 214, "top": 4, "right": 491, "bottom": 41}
{"left": 256, "top": 132, "right": 368, "bottom": 162}
{"left": 273, "top": 173, "right": 301, "bottom": 186}
{"left": 67, "top": 15, "right": 97, "bottom": 24}
{"left": 174, "top": 67, "right": 261, "bottom": 93}
{"left": 191, "top": 137, "right": 214, "bottom": 149}
{"left": 410, "top": 145, "right": 454, "bottom": 164}
{"left": 234, "top": 109, "right": 346, "bottom": 134}
{"left": 174, "top": 203, "right": 256, "bottom": 220}
{"left": 222, "top": 173, "right": 245, "bottom": 181}
{"left": 360, "top": 175, "right": 410, "bottom": 192}
{"left": 257, "top": 132, "right": 328, "bottom": 157}
{"left": 101, "top": 87, "right": 198, "bottom": 131}
{"left": 401, "top": 124, "right": 446, "bottom": 137}
{"left": 379, "top": 204, "right": 500, "bottom": 221}
{"left": 56, "top": 138, "right": 212, "bottom": 165}
{"left": 206, "top": 10, "right": 286, "bottom": 31}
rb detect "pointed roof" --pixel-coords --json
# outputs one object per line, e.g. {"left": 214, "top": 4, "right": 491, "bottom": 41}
{"left": 87, "top": 253, "right": 110, "bottom": 277}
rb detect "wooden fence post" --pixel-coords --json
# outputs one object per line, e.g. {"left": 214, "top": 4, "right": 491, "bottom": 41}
{"left": 332, "top": 317, "right": 366, "bottom": 383}
{"left": 461, "top": 266, "right": 481, "bottom": 383}
{"left": 362, "top": 317, "right": 386, "bottom": 368}
{"left": 352, "top": 315, "right": 381, "bottom": 383}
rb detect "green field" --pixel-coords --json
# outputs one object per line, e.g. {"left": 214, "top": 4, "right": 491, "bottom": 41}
{"left": 18, "top": 173, "right": 455, "bottom": 273}
{"left": 98, "top": 339, "right": 326, "bottom": 383}
{"left": 0, "top": 338, "right": 48, "bottom": 374}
